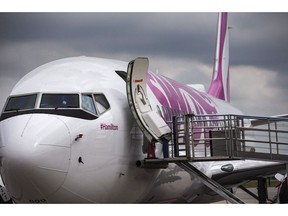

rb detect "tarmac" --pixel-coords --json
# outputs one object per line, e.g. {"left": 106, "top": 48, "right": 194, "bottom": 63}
{"left": 215, "top": 187, "right": 279, "bottom": 204}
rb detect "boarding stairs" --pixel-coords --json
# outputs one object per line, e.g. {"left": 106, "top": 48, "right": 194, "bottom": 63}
{"left": 140, "top": 114, "right": 288, "bottom": 163}
{"left": 138, "top": 114, "right": 288, "bottom": 204}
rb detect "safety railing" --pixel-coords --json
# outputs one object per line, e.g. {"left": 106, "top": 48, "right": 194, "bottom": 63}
{"left": 169, "top": 114, "right": 288, "bottom": 162}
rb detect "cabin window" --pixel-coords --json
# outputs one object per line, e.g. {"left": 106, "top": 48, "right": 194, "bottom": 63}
{"left": 40, "top": 94, "right": 79, "bottom": 109}
{"left": 94, "top": 94, "right": 110, "bottom": 114}
{"left": 4, "top": 94, "right": 37, "bottom": 112}
{"left": 82, "top": 94, "right": 97, "bottom": 115}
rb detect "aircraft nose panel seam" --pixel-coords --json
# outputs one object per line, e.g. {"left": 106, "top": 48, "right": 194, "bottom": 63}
{"left": 0, "top": 114, "right": 72, "bottom": 202}
{"left": 20, "top": 115, "right": 33, "bottom": 137}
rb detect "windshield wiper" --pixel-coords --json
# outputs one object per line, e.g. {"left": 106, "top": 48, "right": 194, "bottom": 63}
{"left": 7, "top": 108, "right": 20, "bottom": 112}
{"left": 54, "top": 106, "right": 78, "bottom": 110}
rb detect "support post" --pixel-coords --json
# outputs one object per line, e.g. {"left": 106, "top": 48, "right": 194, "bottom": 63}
{"left": 172, "top": 116, "right": 179, "bottom": 157}
{"left": 184, "top": 115, "right": 191, "bottom": 159}
{"left": 257, "top": 178, "right": 268, "bottom": 204}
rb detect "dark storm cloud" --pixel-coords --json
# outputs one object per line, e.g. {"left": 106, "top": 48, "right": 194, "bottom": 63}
{"left": 230, "top": 13, "right": 288, "bottom": 72}
{"left": 0, "top": 12, "right": 287, "bottom": 115}
{"left": 0, "top": 13, "right": 220, "bottom": 84}
{"left": 1, "top": 13, "right": 287, "bottom": 71}
{"left": 0, "top": 13, "right": 217, "bottom": 61}
{"left": 229, "top": 13, "right": 288, "bottom": 108}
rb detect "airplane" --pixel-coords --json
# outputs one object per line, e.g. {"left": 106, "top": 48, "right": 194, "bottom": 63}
{"left": 0, "top": 12, "right": 286, "bottom": 203}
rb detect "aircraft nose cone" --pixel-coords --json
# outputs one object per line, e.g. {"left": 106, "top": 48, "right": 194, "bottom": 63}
{"left": 0, "top": 114, "right": 71, "bottom": 203}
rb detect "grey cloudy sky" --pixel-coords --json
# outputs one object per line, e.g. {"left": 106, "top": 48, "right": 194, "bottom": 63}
{"left": 0, "top": 12, "right": 287, "bottom": 116}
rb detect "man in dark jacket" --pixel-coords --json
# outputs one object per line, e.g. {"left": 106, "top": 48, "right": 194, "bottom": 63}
{"left": 279, "top": 177, "right": 288, "bottom": 203}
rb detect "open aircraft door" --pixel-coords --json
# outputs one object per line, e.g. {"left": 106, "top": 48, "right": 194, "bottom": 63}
{"left": 126, "top": 57, "right": 171, "bottom": 143}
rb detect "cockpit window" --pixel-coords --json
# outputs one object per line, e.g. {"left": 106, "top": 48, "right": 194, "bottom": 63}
{"left": 40, "top": 94, "right": 79, "bottom": 109}
{"left": 4, "top": 94, "right": 37, "bottom": 112}
{"left": 94, "top": 94, "right": 110, "bottom": 114}
{"left": 81, "top": 94, "right": 97, "bottom": 115}
{"left": 1, "top": 92, "right": 110, "bottom": 121}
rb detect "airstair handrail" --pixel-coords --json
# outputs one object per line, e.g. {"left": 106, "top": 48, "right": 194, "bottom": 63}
{"left": 169, "top": 114, "right": 288, "bottom": 162}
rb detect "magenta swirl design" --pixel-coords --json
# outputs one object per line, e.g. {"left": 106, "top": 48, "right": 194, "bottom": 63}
{"left": 147, "top": 72, "right": 218, "bottom": 119}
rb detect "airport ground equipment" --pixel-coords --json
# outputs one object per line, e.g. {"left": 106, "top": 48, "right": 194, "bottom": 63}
{"left": 137, "top": 114, "right": 288, "bottom": 203}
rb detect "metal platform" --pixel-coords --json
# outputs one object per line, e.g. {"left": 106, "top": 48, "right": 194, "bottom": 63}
{"left": 170, "top": 114, "right": 288, "bottom": 162}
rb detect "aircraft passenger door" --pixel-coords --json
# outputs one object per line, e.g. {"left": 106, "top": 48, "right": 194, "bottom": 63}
{"left": 126, "top": 57, "right": 171, "bottom": 143}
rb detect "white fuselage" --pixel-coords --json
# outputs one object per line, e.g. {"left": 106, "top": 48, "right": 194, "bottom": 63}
{"left": 0, "top": 57, "right": 243, "bottom": 203}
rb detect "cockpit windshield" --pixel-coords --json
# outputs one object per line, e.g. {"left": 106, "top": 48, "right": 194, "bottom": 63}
{"left": 40, "top": 94, "right": 79, "bottom": 109}
{"left": 4, "top": 94, "right": 37, "bottom": 112}
{"left": 2, "top": 92, "right": 110, "bottom": 121}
